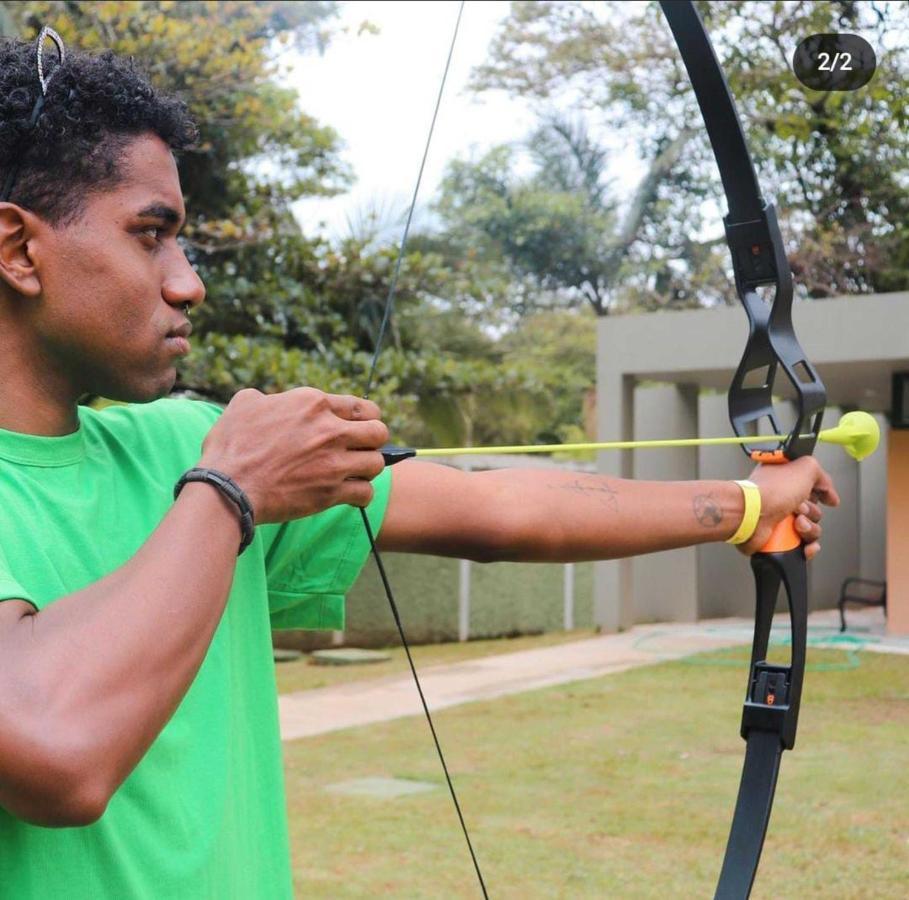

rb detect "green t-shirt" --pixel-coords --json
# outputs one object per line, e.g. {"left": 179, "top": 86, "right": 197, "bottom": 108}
{"left": 0, "top": 397, "right": 391, "bottom": 898}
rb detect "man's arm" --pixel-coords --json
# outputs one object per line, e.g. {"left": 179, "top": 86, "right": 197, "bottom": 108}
{"left": 0, "top": 387, "right": 388, "bottom": 829}
{"left": 0, "top": 483, "right": 242, "bottom": 827}
{"left": 377, "top": 459, "right": 837, "bottom": 562}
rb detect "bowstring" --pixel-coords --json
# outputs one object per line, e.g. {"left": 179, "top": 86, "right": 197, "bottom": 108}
{"left": 363, "top": 3, "right": 463, "bottom": 398}
{"left": 358, "top": 3, "right": 489, "bottom": 897}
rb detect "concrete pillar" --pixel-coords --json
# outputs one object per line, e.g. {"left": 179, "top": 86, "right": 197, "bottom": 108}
{"left": 631, "top": 384, "right": 700, "bottom": 622}
{"left": 594, "top": 371, "right": 635, "bottom": 631}
{"left": 458, "top": 559, "right": 471, "bottom": 642}
{"left": 811, "top": 406, "right": 860, "bottom": 612}
{"left": 696, "top": 393, "right": 754, "bottom": 618}
{"left": 563, "top": 564, "right": 575, "bottom": 631}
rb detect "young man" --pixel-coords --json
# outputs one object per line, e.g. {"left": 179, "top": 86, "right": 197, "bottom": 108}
{"left": 0, "top": 38, "right": 837, "bottom": 898}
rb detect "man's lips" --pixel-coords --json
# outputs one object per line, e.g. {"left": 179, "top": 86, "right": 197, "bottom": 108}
{"left": 164, "top": 335, "right": 191, "bottom": 355}
{"left": 166, "top": 320, "right": 193, "bottom": 339}
{"left": 165, "top": 320, "right": 192, "bottom": 355}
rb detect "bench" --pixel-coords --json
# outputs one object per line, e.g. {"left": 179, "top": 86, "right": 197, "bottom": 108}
{"left": 838, "top": 577, "right": 887, "bottom": 632}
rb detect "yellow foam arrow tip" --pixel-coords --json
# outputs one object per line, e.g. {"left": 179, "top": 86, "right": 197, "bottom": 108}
{"left": 818, "top": 411, "right": 880, "bottom": 461}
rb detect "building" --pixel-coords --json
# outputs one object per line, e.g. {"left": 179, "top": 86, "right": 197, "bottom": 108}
{"left": 595, "top": 291, "right": 906, "bottom": 634}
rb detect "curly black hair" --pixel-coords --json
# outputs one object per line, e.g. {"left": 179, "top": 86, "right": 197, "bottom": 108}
{"left": 0, "top": 34, "right": 198, "bottom": 226}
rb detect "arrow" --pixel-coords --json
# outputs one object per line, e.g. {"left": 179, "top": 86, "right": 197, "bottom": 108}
{"left": 382, "top": 411, "right": 880, "bottom": 465}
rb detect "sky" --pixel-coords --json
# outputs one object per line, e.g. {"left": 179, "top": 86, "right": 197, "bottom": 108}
{"left": 287, "top": 1, "right": 534, "bottom": 241}
{"left": 286, "top": 1, "right": 646, "bottom": 243}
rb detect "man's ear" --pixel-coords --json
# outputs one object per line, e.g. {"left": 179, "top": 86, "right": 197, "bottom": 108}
{"left": 0, "top": 204, "right": 44, "bottom": 298}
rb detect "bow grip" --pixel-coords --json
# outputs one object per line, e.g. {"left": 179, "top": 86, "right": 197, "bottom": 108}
{"left": 758, "top": 513, "right": 800, "bottom": 554}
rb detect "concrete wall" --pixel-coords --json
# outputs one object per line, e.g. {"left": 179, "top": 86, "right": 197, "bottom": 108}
{"left": 886, "top": 429, "right": 909, "bottom": 634}
{"left": 809, "top": 406, "right": 862, "bottom": 611}
{"left": 861, "top": 414, "right": 889, "bottom": 581}
{"left": 623, "top": 389, "right": 871, "bottom": 623}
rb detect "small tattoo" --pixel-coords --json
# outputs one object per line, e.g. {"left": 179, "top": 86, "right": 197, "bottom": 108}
{"left": 693, "top": 493, "right": 723, "bottom": 528}
{"left": 550, "top": 477, "right": 619, "bottom": 511}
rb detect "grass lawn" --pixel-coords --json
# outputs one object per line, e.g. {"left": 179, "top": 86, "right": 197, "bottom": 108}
{"left": 281, "top": 643, "right": 909, "bottom": 898}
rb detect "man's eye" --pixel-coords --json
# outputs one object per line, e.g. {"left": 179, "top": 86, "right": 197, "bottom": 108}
{"left": 140, "top": 225, "right": 164, "bottom": 241}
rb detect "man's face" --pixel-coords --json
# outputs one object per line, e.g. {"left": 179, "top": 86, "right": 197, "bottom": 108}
{"left": 27, "top": 132, "right": 205, "bottom": 404}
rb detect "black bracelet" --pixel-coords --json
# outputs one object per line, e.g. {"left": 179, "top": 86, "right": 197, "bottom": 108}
{"left": 173, "top": 467, "right": 256, "bottom": 556}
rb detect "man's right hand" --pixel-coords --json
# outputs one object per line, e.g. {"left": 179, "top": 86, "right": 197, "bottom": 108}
{"left": 741, "top": 456, "right": 840, "bottom": 560}
{"left": 197, "top": 387, "right": 388, "bottom": 524}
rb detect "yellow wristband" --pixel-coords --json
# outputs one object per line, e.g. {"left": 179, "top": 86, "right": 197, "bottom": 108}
{"left": 726, "top": 480, "right": 761, "bottom": 545}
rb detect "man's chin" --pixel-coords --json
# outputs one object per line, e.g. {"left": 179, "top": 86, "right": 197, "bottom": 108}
{"left": 88, "top": 371, "right": 179, "bottom": 405}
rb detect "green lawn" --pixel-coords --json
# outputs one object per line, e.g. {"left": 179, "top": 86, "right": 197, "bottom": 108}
{"left": 282, "top": 645, "right": 909, "bottom": 898}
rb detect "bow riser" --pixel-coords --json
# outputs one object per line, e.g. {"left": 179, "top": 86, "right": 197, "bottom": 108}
{"left": 726, "top": 204, "right": 826, "bottom": 462}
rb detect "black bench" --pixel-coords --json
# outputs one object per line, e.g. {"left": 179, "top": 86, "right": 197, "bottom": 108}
{"left": 838, "top": 577, "right": 887, "bottom": 632}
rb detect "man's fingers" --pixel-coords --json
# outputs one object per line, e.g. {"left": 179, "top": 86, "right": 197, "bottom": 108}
{"left": 795, "top": 514, "right": 821, "bottom": 543}
{"left": 326, "top": 393, "right": 382, "bottom": 422}
{"left": 343, "top": 419, "right": 389, "bottom": 450}
{"left": 811, "top": 470, "right": 840, "bottom": 507}
{"left": 337, "top": 479, "right": 376, "bottom": 509}
{"left": 344, "top": 450, "right": 386, "bottom": 481}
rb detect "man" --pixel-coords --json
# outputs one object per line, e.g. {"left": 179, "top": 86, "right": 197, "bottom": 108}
{"left": 0, "top": 37, "right": 837, "bottom": 898}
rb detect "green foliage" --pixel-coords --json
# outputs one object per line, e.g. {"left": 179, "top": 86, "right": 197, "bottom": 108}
{"left": 435, "top": 139, "right": 620, "bottom": 316}
{"left": 499, "top": 309, "right": 597, "bottom": 444}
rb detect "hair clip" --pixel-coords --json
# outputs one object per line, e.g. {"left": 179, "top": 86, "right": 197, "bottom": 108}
{"left": 35, "top": 26, "right": 66, "bottom": 96}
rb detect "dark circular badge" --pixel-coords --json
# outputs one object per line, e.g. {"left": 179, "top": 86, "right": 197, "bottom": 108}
{"left": 792, "top": 33, "right": 876, "bottom": 91}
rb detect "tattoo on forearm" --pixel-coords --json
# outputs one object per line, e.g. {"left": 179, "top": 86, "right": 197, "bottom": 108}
{"left": 549, "top": 477, "right": 619, "bottom": 511}
{"left": 693, "top": 493, "right": 723, "bottom": 528}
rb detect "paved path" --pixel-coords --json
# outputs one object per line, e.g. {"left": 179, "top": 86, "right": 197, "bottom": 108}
{"left": 278, "top": 608, "right": 903, "bottom": 742}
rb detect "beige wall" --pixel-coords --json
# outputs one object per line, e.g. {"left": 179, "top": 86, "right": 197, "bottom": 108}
{"left": 886, "top": 429, "right": 909, "bottom": 635}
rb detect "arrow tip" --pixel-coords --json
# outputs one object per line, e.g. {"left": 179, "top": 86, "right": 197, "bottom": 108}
{"left": 819, "top": 411, "right": 880, "bottom": 461}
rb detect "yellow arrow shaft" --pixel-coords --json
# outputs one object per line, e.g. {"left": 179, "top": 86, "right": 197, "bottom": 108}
{"left": 405, "top": 413, "right": 878, "bottom": 462}
{"left": 414, "top": 433, "right": 796, "bottom": 457}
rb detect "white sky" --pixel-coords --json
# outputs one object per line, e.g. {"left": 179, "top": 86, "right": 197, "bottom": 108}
{"left": 286, "top": 1, "right": 646, "bottom": 242}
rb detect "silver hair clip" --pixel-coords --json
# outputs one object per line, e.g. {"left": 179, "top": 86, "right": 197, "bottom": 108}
{"left": 36, "top": 26, "right": 66, "bottom": 96}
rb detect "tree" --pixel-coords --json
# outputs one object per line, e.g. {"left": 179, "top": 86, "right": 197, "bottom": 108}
{"left": 454, "top": 0, "right": 909, "bottom": 309}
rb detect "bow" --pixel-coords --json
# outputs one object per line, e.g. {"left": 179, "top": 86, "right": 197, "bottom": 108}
{"left": 659, "top": 4, "right": 825, "bottom": 895}
{"left": 360, "top": 3, "right": 871, "bottom": 897}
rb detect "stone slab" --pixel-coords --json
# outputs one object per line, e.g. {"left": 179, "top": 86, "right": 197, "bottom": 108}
{"left": 311, "top": 648, "right": 392, "bottom": 666}
{"left": 324, "top": 776, "right": 437, "bottom": 798}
